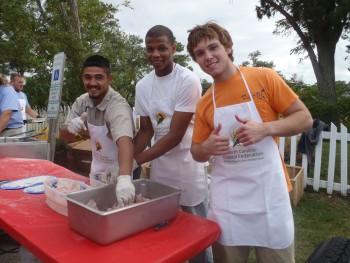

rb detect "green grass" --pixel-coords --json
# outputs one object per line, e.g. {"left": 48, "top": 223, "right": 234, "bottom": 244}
{"left": 294, "top": 188, "right": 350, "bottom": 263}
{"left": 281, "top": 137, "right": 350, "bottom": 262}
{"left": 246, "top": 188, "right": 350, "bottom": 263}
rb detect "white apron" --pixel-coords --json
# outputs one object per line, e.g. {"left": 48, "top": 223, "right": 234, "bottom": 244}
{"left": 88, "top": 120, "right": 118, "bottom": 187}
{"left": 148, "top": 71, "right": 207, "bottom": 206}
{"left": 208, "top": 67, "right": 294, "bottom": 248}
{"left": 18, "top": 98, "right": 26, "bottom": 120}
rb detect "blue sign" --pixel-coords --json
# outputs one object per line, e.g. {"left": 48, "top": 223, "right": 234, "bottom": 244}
{"left": 53, "top": 69, "right": 59, "bottom": 81}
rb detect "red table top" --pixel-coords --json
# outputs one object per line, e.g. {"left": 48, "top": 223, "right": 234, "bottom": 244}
{"left": 0, "top": 157, "right": 220, "bottom": 263}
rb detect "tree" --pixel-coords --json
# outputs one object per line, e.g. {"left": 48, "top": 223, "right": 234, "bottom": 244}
{"left": 0, "top": 0, "right": 193, "bottom": 108}
{"left": 201, "top": 79, "right": 212, "bottom": 94}
{"left": 0, "top": 0, "right": 149, "bottom": 108}
{"left": 241, "top": 50, "right": 276, "bottom": 68}
{"left": 174, "top": 41, "right": 192, "bottom": 68}
{"left": 0, "top": 0, "right": 40, "bottom": 75}
{"left": 291, "top": 80, "right": 350, "bottom": 127}
{"left": 256, "top": 0, "right": 350, "bottom": 123}
{"left": 346, "top": 44, "right": 350, "bottom": 71}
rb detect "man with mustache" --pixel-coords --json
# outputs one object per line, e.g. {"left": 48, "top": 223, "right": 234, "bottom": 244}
{"left": 62, "top": 54, "right": 135, "bottom": 207}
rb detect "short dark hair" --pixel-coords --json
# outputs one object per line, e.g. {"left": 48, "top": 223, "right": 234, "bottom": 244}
{"left": 82, "top": 55, "right": 111, "bottom": 75}
{"left": 145, "top": 25, "right": 175, "bottom": 44}
{"left": 187, "top": 22, "right": 234, "bottom": 61}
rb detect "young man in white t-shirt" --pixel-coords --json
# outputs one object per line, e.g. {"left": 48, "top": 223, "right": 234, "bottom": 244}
{"left": 134, "top": 25, "right": 212, "bottom": 263}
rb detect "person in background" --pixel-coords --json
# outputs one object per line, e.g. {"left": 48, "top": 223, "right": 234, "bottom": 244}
{"left": 60, "top": 54, "right": 135, "bottom": 207}
{"left": 10, "top": 73, "right": 39, "bottom": 121}
{"left": 0, "top": 73, "right": 23, "bottom": 135}
{"left": 133, "top": 25, "right": 212, "bottom": 263}
{"left": 0, "top": 74, "right": 8, "bottom": 85}
{"left": 1, "top": 76, "right": 35, "bottom": 263}
{"left": 187, "top": 22, "right": 313, "bottom": 263}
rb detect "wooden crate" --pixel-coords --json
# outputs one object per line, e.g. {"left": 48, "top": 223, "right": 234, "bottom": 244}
{"left": 67, "top": 139, "right": 92, "bottom": 177}
{"left": 286, "top": 165, "right": 304, "bottom": 207}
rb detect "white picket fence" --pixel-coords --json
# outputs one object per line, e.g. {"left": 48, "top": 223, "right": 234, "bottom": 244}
{"left": 27, "top": 106, "right": 70, "bottom": 133}
{"left": 26, "top": 121, "right": 47, "bottom": 133}
{"left": 279, "top": 123, "right": 349, "bottom": 196}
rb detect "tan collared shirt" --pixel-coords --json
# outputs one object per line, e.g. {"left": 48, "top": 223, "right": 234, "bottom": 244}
{"left": 65, "top": 87, "right": 134, "bottom": 143}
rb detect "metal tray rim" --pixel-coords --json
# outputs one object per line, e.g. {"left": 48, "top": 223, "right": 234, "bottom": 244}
{"left": 66, "top": 179, "right": 181, "bottom": 216}
{"left": 66, "top": 191, "right": 180, "bottom": 216}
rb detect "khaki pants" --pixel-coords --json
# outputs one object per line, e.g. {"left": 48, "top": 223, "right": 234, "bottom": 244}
{"left": 212, "top": 242, "right": 295, "bottom": 263}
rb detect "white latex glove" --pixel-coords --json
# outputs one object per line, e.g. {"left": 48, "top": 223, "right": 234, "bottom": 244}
{"left": 67, "top": 113, "right": 87, "bottom": 135}
{"left": 116, "top": 175, "right": 135, "bottom": 207}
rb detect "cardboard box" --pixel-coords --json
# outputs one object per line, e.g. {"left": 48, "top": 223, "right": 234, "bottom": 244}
{"left": 286, "top": 165, "right": 304, "bottom": 207}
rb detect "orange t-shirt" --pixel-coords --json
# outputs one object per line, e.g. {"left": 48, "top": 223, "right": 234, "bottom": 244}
{"left": 193, "top": 66, "right": 298, "bottom": 191}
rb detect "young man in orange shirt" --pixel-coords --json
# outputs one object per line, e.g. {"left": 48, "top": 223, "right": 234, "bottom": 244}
{"left": 187, "top": 22, "right": 312, "bottom": 263}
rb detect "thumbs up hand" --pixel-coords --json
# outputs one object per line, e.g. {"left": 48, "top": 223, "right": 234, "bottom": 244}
{"left": 202, "top": 123, "right": 230, "bottom": 156}
{"left": 235, "top": 115, "right": 268, "bottom": 146}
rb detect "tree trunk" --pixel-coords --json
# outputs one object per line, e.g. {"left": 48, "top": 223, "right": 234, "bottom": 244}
{"left": 69, "top": 0, "right": 81, "bottom": 39}
{"left": 35, "top": 0, "right": 47, "bottom": 21}
{"left": 316, "top": 42, "right": 337, "bottom": 104}
{"left": 314, "top": 41, "right": 339, "bottom": 124}
{"left": 59, "top": 2, "right": 75, "bottom": 33}
{"left": 259, "top": 0, "right": 342, "bottom": 124}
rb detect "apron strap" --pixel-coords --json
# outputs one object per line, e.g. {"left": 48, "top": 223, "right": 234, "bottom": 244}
{"left": 211, "top": 65, "right": 254, "bottom": 112}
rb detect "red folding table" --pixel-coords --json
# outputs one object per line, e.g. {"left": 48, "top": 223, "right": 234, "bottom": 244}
{"left": 0, "top": 157, "right": 220, "bottom": 263}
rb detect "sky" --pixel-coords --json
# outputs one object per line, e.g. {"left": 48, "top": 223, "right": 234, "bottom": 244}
{"left": 104, "top": 0, "right": 349, "bottom": 84}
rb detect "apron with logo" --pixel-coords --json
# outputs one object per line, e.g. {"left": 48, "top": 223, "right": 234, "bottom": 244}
{"left": 208, "top": 67, "right": 294, "bottom": 248}
{"left": 87, "top": 111, "right": 119, "bottom": 187}
{"left": 148, "top": 69, "right": 207, "bottom": 206}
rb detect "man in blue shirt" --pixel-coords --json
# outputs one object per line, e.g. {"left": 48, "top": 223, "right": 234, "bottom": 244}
{"left": 0, "top": 81, "right": 23, "bottom": 135}
{"left": 10, "top": 73, "right": 39, "bottom": 121}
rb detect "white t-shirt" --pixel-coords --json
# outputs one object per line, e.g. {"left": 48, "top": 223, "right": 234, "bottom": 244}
{"left": 16, "top": 91, "right": 29, "bottom": 120}
{"left": 135, "top": 63, "right": 201, "bottom": 120}
{"left": 135, "top": 64, "right": 207, "bottom": 206}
